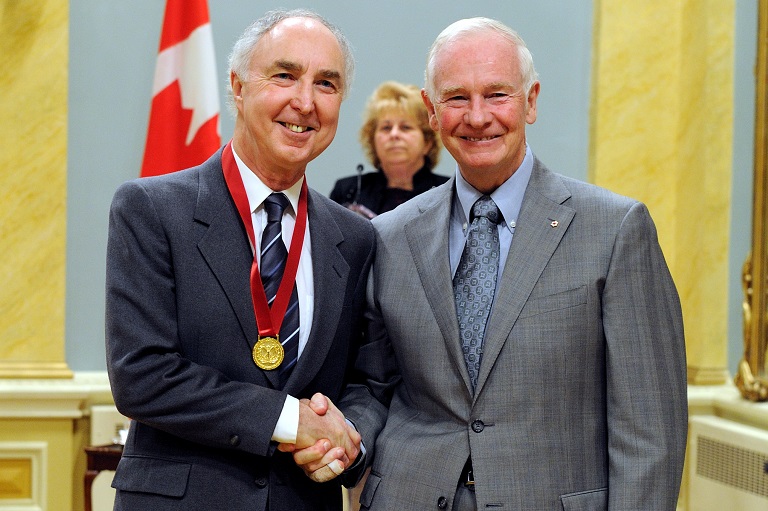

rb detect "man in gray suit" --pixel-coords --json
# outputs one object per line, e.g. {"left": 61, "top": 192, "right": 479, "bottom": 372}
{"left": 295, "top": 16, "right": 688, "bottom": 511}
{"left": 106, "top": 9, "right": 371, "bottom": 510}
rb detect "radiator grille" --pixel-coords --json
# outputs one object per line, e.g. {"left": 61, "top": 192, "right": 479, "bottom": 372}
{"left": 696, "top": 435, "right": 768, "bottom": 498}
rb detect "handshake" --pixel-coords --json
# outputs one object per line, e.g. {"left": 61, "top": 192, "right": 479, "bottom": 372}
{"left": 278, "top": 393, "right": 361, "bottom": 483}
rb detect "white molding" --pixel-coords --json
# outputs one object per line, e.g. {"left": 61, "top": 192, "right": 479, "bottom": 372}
{"left": 688, "top": 382, "right": 768, "bottom": 430}
{"left": 0, "top": 372, "right": 113, "bottom": 419}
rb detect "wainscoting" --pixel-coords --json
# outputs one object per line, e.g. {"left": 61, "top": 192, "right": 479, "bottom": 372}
{"left": 1, "top": 374, "right": 765, "bottom": 511}
{"left": 0, "top": 372, "right": 113, "bottom": 511}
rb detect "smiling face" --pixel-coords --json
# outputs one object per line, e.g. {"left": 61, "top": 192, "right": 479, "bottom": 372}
{"left": 230, "top": 17, "right": 345, "bottom": 189}
{"left": 373, "top": 109, "right": 432, "bottom": 188}
{"left": 423, "top": 30, "right": 539, "bottom": 193}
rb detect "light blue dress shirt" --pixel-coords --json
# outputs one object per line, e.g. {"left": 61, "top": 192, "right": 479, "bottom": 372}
{"left": 449, "top": 144, "right": 535, "bottom": 289}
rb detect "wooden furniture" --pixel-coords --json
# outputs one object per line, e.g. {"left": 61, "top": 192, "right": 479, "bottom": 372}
{"left": 84, "top": 444, "right": 123, "bottom": 511}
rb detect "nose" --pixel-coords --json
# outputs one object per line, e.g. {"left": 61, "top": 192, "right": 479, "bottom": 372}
{"left": 464, "top": 97, "right": 491, "bottom": 128}
{"left": 389, "top": 125, "right": 402, "bottom": 138}
{"left": 290, "top": 81, "right": 315, "bottom": 115}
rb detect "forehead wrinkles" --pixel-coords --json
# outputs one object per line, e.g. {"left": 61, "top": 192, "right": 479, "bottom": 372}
{"left": 253, "top": 20, "right": 344, "bottom": 78}
{"left": 433, "top": 43, "right": 522, "bottom": 98}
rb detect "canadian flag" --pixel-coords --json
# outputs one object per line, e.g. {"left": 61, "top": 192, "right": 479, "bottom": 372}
{"left": 140, "top": 0, "right": 221, "bottom": 177}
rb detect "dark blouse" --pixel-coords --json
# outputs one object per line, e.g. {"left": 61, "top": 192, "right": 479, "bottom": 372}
{"left": 329, "top": 166, "right": 449, "bottom": 216}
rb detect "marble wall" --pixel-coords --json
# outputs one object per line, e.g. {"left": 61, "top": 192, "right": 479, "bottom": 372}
{"left": 591, "top": 0, "right": 735, "bottom": 384}
{"left": 0, "top": 0, "right": 70, "bottom": 378}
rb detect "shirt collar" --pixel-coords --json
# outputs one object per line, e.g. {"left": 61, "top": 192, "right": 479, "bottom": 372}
{"left": 231, "top": 143, "right": 303, "bottom": 216}
{"left": 454, "top": 144, "right": 534, "bottom": 229}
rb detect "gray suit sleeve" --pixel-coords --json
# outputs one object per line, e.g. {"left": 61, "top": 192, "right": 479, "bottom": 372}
{"left": 602, "top": 201, "right": 688, "bottom": 509}
{"left": 338, "top": 261, "right": 398, "bottom": 485}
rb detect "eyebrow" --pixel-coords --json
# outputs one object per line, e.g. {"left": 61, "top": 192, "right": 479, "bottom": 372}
{"left": 272, "top": 59, "right": 342, "bottom": 84}
{"left": 439, "top": 85, "right": 465, "bottom": 97}
{"left": 486, "top": 81, "right": 518, "bottom": 91}
{"left": 318, "top": 69, "right": 342, "bottom": 82}
{"left": 273, "top": 59, "right": 302, "bottom": 74}
{"left": 439, "top": 82, "right": 519, "bottom": 97}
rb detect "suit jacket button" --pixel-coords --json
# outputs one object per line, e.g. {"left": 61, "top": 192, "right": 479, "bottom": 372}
{"left": 229, "top": 434, "right": 241, "bottom": 446}
{"left": 471, "top": 420, "right": 485, "bottom": 433}
{"left": 254, "top": 476, "right": 268, "bottom": 488}
{"left": 437, "top": 496, "right": 447, "bottom": 509}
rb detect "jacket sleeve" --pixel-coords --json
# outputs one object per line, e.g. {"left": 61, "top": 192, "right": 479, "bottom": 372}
{"left": 106, "top": 179, "right": 287, "bottom": 457}
{"left": 338, "top": 258, "right": 399, "bottom": 485}
{"left": 602, "top": 201, "right": 688, "bottom": 510}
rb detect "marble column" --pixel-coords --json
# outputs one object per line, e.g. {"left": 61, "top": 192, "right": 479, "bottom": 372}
{"left": 591, "top": 0, "right": 735, "bottom": 384}
{"left": 0, "top": 0, "right": 71, "bottom": 378}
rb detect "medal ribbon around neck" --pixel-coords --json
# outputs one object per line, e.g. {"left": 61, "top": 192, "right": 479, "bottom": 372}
{"left": 221, "top": 142, "right": 308, "bottom": 367}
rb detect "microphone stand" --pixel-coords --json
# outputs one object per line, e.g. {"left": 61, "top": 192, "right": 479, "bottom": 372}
{"left": 353, "top": 164, "right": 363, "bottom": 205}
{"left": 346, "top": 163, "right": 376, "bottom": 219}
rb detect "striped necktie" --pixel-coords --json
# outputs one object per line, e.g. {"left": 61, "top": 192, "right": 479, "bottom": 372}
{"left": 261, "top": 193, "right": 300, "bottom": 386}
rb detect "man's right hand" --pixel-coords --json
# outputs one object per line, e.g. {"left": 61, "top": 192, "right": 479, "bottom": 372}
{"left": 277, "top": 393, "right": 360, "bottom": 480}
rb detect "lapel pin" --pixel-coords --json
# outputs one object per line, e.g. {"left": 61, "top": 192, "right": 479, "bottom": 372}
{"left": 550, "top": 220, "right": 559, "bottom": 228}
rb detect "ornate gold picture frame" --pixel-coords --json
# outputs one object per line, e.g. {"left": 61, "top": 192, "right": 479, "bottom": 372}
{"left": 736, "top": 0, "right": 768, "bottom": 401}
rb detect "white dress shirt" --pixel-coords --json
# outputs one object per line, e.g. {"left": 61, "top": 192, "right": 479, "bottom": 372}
{"left": 232, "top": 145, "right": 313, "bottom": 443}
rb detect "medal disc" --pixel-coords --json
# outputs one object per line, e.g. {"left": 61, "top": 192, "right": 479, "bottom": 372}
{"left": 252, "top": 337, "right": 284, "bottom": 370}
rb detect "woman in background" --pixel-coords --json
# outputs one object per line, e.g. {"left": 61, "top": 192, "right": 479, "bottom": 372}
{"left": 330, "top": 81, "right": 447, "bottom": 218}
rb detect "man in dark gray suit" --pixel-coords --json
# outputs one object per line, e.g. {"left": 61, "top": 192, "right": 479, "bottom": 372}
{"left": 106, "top": 9, "right": 372, "bottom": 511}
{"left": 295, "top": 16, "right": 688, "bottom": 511}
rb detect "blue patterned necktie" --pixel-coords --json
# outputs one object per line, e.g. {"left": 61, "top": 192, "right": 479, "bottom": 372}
{"left": 453, "top": 195, "right": 502, "bottom": 390}
{"left": 261, "top": 193, "right": 300, "bottom": 386}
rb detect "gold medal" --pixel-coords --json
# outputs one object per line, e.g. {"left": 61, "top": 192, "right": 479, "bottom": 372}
{"left": 252, "top": 337, "right": 284, "bottom": 370}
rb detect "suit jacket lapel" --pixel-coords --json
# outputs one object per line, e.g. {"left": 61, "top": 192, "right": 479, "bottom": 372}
{"left": 403, "top": 181, "right": 473, "bottom": 393}
{"left": 283, "top": 190, "right": 349, "bottom": 393}
{"left": 474, "top": 160, "right": 575, "bottom": 396}
{"left": 195, "top": 151, "right": 282, "bottom": 387}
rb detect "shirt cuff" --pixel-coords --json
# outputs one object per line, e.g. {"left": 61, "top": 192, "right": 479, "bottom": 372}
{"left": 345, "top": 418, "right": 366, "bottom": 471}
{"left": 272, "top": 395, "right": 299, "bottom": 444}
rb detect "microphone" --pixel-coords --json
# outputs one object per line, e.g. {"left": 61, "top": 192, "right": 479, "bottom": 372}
{"left": 353, "top": 164, "right": 364, "bottom": 205}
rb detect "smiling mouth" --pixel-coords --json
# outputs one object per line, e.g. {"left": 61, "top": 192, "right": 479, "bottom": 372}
{"left": 281, "top": 122, "right": 312, "bottom": 133}
{"left": 462, "top": 135, "right": 498, "bottom": 142}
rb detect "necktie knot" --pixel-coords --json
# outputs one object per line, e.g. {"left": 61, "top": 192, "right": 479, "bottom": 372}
{"left": 470, "top": 195, "right": 502, "bottom": 225}
{"left": 264, "top": 193, "right": 290, "bottom": 223}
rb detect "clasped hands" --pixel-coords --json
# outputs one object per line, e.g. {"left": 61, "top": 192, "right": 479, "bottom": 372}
{"left": 277, "top": 393, "right": 360, "bottom": 483}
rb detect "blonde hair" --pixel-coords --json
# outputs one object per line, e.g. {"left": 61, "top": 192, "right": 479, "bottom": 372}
{"left": 359, "top": 81, "right": 441, "bottom": 171}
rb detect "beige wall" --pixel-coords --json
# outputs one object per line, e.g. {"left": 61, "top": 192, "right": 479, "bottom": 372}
{"left": 591, "top": 0, "right": 734, "bottom": 384}
{"left": 0, "top": 0, "right": 748, "bottom": 509}
{"left": 0, "top": 0, "right": 70, "bottom": 378}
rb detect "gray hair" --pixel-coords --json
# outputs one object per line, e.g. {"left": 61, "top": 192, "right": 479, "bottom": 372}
{"left": 424, "top": 17, "right": 538, "bottom": 100}
{"left": 226, "top": 9, "right": 355, "bottom": 115}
